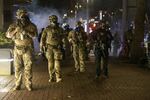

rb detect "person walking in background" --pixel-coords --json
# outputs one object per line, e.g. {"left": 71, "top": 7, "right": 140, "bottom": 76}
{"left": 68, "top": 21, "right": 87, "bottom": 72}
{"left": 40, "top": 15, "right": 63, "bottom": 83}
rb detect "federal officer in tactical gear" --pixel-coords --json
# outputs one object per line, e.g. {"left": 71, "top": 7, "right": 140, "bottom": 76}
{"left": 90, "top": 22, "right": 110, "bottom": 79}
{"left": 124, "top": 26, "right": 134, "bottom": 58}
{"left": 112, "top": 32, "right": 120, "bottom": 56}
{"left": 40, "top": 15, "right": 63, "bottom": 83}
{"left": 68, "top": 21, "right": 87, "bottom": 72}
{"left": 104, "top": 22, "right": 113, "bottom": 52}
{"left": 62, "top": 23, "right": 72, "bottom": 59}
{"left": 6, "top": 8, "right": 38, "bottom": 91}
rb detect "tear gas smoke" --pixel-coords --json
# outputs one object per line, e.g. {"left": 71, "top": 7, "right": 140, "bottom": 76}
{"left": 29, "top": 8, "right": 63, "bottom": 32}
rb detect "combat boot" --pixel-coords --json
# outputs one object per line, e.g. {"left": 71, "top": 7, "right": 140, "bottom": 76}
{"left": 48, "top": 78, "right": 54, "bottom": 83}
{"left": 75, "top": 65, "right": 79, "bottom": 72}
{"left": 80, "top": 68, "right": 85, "bottom": 73}
{"left": 102, "top": 74, "right": 109, "bottom": 79}
{"left": 56, "top": 78, "right": 62, "bottom": 83}
{"left": 13, "top": 85, "right": 20, "bottom": 91}
{"left": 95, "top": 75, "right": 100, "bottom": 80}
{"left": 26, "top": 86, "right": 32, "bottom": 91}
{"left": 75, "top": 68, "right": 79, "bottom": 72}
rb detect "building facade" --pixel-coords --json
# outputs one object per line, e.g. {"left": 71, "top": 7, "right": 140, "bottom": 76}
{"left": 0, "top": 0, "right": 31, "bottom": 31}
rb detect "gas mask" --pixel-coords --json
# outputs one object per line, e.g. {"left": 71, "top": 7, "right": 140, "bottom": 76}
{"left": 17, "top": 15, "right": 29, "bottom": 27}
{"left": 50, "top": 21, "right": 57, "bottom": 27}
{"left": 16, "top": 8, "right": 29, "bottom": 27}
{"left": 49, "top": 15, "right": 58, "bottom": 27}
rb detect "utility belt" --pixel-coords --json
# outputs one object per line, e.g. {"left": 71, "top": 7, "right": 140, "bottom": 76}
{"left": 15, "top": 45, "right": 25, "bottom": 50}
{"left": 15, "top": 45, "right": 29, "bottom": 50}
{"left": 15, "top": 45, "right": 32, "bottom": 55}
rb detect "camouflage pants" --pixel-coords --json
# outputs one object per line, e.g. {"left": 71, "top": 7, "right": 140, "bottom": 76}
{"left": 46, "top": 47, "right": 62, "bottom": 81}
{"left": 14, "top": 46, "right": 33, "bottom": 87}
{"left": 72, "top": 45, "right": 85, "bottom": 72}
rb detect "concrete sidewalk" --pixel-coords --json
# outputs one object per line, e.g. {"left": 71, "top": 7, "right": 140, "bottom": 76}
{"left": 0, "top": 57, "right": 150, "bottom": 100}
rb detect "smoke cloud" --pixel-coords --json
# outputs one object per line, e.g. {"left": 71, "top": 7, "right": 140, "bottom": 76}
{"left": 28, "top": 0, "right": 63, "bottom": 32}
{"left": 29, "top": 8, "right": 63, "bottom": 32}
{"left": 24, "top": 0, "right": 64, "bottom": 52}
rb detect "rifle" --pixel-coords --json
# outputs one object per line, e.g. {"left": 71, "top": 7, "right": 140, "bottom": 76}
{"left": 95, "top": 40, "right": 106, "bottom": 57}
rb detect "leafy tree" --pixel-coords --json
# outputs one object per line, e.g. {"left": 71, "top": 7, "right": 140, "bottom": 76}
{"left": 0, "top": 32, "right": 13, "bottom": 48}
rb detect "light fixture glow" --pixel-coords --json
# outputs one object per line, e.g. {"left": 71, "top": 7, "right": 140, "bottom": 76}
{"left": 0, "top": 88, "right": 9, "bottom": 92}
{"left": 0, "top": 59, "right": 13, "bottom": 62}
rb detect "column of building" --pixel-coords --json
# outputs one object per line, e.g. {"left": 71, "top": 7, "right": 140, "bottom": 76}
{"left": 0, "top": 0, "right": 4, "bottom": 31}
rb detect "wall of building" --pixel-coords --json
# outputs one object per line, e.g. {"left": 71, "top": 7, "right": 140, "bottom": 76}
{"left": 0, "top": 0, "right": 4, "bottom": 31}
{"left": 3, "top": 0, "right": 13, "bottom": 31}
{"left": 122, "top": 0, "right": 137, "bottom": 33}
{"left": 127, "top": 0, "right": 137, "bottom": 25}
{"left": 0, "top": 0, "right": 14, "bottom": 31}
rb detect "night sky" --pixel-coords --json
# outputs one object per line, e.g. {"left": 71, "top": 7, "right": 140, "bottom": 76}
{"left": 35, "top": 0, "right": 150, "bottom": 19}
{"left": 37, "top": 0, "right": 122, "bottom": 10}
{"left": 37, "top": 0, "right": 71, "bottom": 9}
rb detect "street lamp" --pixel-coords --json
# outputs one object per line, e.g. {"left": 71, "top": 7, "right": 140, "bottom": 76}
{"left": 75, "top": 2, "right": 82, "bottom": 21}
{"left": 70, "top": 10, "right": 74, "bottom": 13}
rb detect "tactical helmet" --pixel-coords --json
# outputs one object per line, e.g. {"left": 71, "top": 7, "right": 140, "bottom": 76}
{"left": 76, "top": 21, "right": 82, "bottom": 26}
{"left": 16, "top": 8, "right": 27, "bottom": 18}
{"left": 62, "top": 23, "right": 69, "bottom": 29}
{"left": 49, "top": 15, "right": 58, "bottom": 23}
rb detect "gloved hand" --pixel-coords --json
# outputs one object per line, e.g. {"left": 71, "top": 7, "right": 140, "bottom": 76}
{"left": 40, "top": 47, "right": 44, "bottom": 53}
{"left": 15, "top": 26, "right": 23, "bottom": 32}
{"left": 38, "top": 52, "right": 43, "bottom": 56}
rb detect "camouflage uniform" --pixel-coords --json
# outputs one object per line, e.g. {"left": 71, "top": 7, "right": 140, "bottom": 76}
{"left": 112, "top": 32, "right": 120, "bottom": 56}
{"left": 124, "top": 28, "right": 134, "bottom": 57}
{"left": 91, "top": 26, "right": 109, "bottom": 78}
{"left": 6, "top": 8, "right": 38, "bottom": 91}
{"left": 68, "top": 21, "right": 87, "bottom": 72}
{"left": 40, "top": 15, "right": 63, "bottom": 82}
{"left": 63, "top": 24, "right": 72, "bottom": 59}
